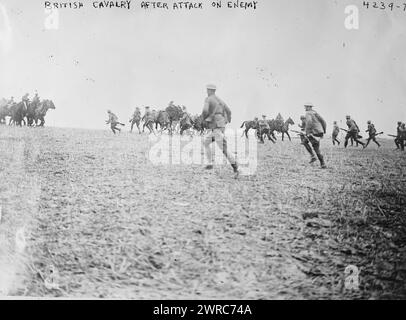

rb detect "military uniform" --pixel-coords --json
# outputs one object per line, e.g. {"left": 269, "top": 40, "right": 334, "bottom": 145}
{"left": 304, "top": 105, "right": 327, "bottom": 168}
{"left": 106, "top": 111, "right": 122, "bottom": 134}
{"left": 32, "top": 93, "right": 40, "bottom": 106}
{"left": 344, "top": 117, "right": 365, "bottom": 148}
{"left": 332, "top": 123, "right": 340, "bottom": 145}
{"left": 395, "top": 122, "right": 402, "bottom": 149}
{"left": 257, "top": 116, "right": 272, "bottom": 143}
{"left": 142, "top": 107, "right": 155, "bottom": 134}
{"left": 202, "top": 85, "right": 238, "bottom": 173}
{"left": 364, "top": 122, "right": 381, "bottom": 148}
{"left": 299, "top": 116, "right": 316, "bottom": 159}
{"left": 399, "top": 123, "right": 406, "bottom": 151}
{"left": 130, "top": 108, "right": 141, "bottom": 133}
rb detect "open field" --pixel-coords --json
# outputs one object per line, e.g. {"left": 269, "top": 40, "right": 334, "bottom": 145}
{"left": 0, "top": 125, "right": 405, "bottom": 299}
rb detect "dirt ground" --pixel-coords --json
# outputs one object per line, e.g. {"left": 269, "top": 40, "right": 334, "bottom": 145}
{"left": 0, "top": 125, "right": 405, "bottom": 299}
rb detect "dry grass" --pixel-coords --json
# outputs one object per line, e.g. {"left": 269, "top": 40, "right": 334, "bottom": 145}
{"left": 0, "top": 125, "right": 405, "bottom": 299}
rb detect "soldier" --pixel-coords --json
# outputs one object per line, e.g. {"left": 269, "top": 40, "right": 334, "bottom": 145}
{"left": 395, "top": 121, "right": 402, "bottom": 149}
{"left": 8, "top": 96, "right": 15, "bottom": 106}
{"left": 129, "top": 107, "right": 141, "bottom": 133}
{"left": 32, "top": 91, "right": 40, "bottom": 105}
{"left": 303, "top": 103, "right": 327, "bottom": 169}
{"left": 364, "top": 120, "right": 381, "bottom": 149}
{"left": 332, "top": 121, "right": 340, "bottom": 146}
{"left": 142, "top": 106, "right": 155, "bottom": 134}
{"left": 22, "top": 93, "right": 30, "bottom": 104}
{"left": 298, "top": 115, "right": 318, "bottom": 162}
{"left": 106, "top": 110, "right": 124, "bottom": 134}
{"left": 202, "top": 84, "right": 240, "bottom": 176}
{"left": 399, "top": 123, "right": 406, "bottom": 151}
{"left": 257, "top": 115, "right": 271, "bottom": 143}
{"left": 344, "top": 115, "right": 365, "bottom": 148}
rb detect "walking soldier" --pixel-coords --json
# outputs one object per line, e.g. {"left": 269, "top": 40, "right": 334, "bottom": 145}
{"left": 202, "top": 84, "right": 240, "bottom": 176}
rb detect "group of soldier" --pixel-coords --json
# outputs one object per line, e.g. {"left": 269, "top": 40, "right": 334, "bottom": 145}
{"left": 106, "top": 102, "right": 204, "bottom": 136}
{"left": 104, "top": 84, "right": 405, "bottom": 176}
{"left": 331, "top": 117, "right": 406, "bottom": 151}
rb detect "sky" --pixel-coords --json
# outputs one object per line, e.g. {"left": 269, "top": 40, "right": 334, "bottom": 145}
{"left": 0, "top": 0, "right": 405, "bottom": 134}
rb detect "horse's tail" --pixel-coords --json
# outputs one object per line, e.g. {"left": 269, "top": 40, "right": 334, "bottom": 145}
{"left": 240, "top": 121, "right": 246, "bottom": 128}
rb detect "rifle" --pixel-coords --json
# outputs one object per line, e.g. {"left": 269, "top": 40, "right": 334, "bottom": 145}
{"left": 387, "top": 134, "right": 398, "bottom": 138}
{"left": 290, "top": 129, "right": 305, "bottom": 135}
{"left": 340, "top": 128, "right": 363, "bottom": 139}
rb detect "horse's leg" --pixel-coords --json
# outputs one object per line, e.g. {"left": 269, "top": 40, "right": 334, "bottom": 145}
{"left": 282, "top": 132, "right": 284, "bottom": 141}
{"left": 245, "top": 128, "right": 249, "bottom": 138}
{"left": 286, "top": 132, "right": 291, "bottom": 141}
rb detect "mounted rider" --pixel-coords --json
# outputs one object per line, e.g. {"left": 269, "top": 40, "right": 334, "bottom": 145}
{"left": 32, "top": 91, "right": 41, "bottom": 106}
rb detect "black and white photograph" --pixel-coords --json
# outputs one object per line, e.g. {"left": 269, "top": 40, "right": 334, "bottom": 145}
{"left": 0, "top": 0, "right": 405, "bottom": 304}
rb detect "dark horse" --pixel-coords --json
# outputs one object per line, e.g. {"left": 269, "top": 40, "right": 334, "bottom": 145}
{"left": 192, "top": 114, "right": 207, "bottom": 135}
{"left": 240, "top": 120, "right": 259, "bottom": 138}
{"left": 180, "top": 113, "right": 194, "bottom": 135}
{"left": 165, "top": 104, "right": 183, "bottom": 135}
{"left": 257, "top": 119, "right": 277, "bottom": 143}
{"left": 9, "top": 101, "right": 27, "bottom": 126}
{"left": 272, "top": 117, "right": 295, "bottom": 141}
{"left": 155, "top": 110, "right": 170, "bottom": 133}
{"left": 34, "top": 99, "right": 55, "bottom": 126}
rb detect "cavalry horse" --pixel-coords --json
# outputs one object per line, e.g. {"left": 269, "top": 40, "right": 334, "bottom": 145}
{"left": 165, "top": 104, "right": 183, "bottom": 135}
{"left": 155, "top": 110, "right": 170, "bottom": 133}
{"left": 9, "top": 100, "right": 27, "bottom": 126}
{"left": 273, "top": 117, "right": 295, "bottom": 141}
{"left": 192, "top": 115, "right": 207, "bottom": 135}
{"left": 240, "top": 120, "right": 259, "bottom": 138}
{"left": 0, "top": 98, "right": 9, "bottom": 124}
{"left": 180, "top": 113, "right": 194, "bottom": 135}
{"left": 34, "top": 99, "right": 55, "bottom": 126}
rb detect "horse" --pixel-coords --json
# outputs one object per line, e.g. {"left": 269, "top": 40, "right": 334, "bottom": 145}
{"left": 155, "top": 110, "right": 170, "bottom": 133}
{"left": 180, "top": 113, "right": 194, "bottom": 135}
{"left": 34, "top": 99, "right": 55, "bottom": 126}
{"left": 129, "top": 111, "right": 142, "bottom": 133}
{"left": 26, "top": 100, "right": 41, "bottom": 126}
{"left": 192, "top": 115, "right": 207, "bottom": 135}
{"left": 0, "top": 99, "right": 9, "bottom": 124}
{"left": 257, "top": 123, "right": 277, "bottom": 144}
{"left": 240, "top": 120, "right": 259, "bottom": 138}
{"left": 165, "top": 104, "right": 183, "bottom": 135}
{"left": 274, "top": 117, "right": 295, "bottom": 141}
{"left": 9, "top": 101, "right": 27, "bottom": 126}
